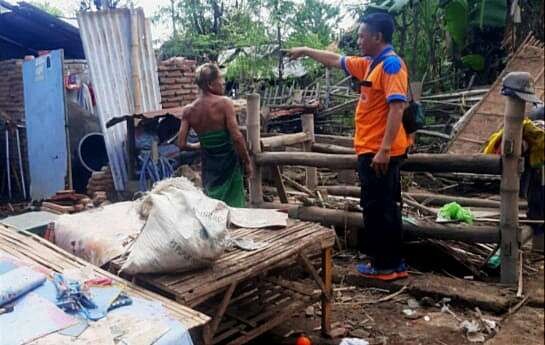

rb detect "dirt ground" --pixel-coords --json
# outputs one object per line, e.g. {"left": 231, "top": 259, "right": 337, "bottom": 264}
{"left": 251, "top": 253, "right": 545, "bottom": 345}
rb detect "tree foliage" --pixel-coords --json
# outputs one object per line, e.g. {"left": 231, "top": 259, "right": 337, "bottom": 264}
{"left": 29, "top": 1, "right": 64, "bottom": 16}
{"left": 155, "top": 0, "right": 342, "bottom": 84}
{"left": 343, "top": 0, "right": 511, "bottom": 91}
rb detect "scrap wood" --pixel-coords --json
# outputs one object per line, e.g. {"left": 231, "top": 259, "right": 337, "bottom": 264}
{"left": 361, "top": 285, "right": 408, "bottom": 305}
{"left": 282, "top": 174, "right": 315, "bottom": 197}
{"left": 502, "top": 296, "right": 529, "bottom": 321}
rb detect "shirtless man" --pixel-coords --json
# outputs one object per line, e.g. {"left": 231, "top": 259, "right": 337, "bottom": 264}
{"left": 177, "top": 63, "right": 252, "bottom": 207}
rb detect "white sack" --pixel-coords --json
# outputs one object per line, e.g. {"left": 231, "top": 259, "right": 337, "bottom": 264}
{"left": 55, "top": 202, "right": 143, "bottom": 267}
{"left": 120, "top": 177, "right": 229, "bottom": 274}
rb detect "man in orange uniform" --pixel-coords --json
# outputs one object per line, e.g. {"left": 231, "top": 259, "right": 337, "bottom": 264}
{"left": 285, "top": 13, "right": 410, "bottom": 280}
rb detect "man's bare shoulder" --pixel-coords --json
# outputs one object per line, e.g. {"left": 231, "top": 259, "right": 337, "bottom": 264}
{"left": 216, "top": 96, "right": 235, "bottom": 109}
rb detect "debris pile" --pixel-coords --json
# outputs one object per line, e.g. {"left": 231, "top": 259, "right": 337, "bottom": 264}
{"left": 86, "top": 166, "right": 114, "bottom": 201}
{"left": 40, "top": 190, "right": 91, "bottom": 214}
{"left": 158, "top": 57, "right": 198, "bottom": 108}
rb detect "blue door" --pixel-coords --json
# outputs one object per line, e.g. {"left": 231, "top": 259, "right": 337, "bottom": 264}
{"left": 23, "top": 50, "right": 68, "bottom": 200}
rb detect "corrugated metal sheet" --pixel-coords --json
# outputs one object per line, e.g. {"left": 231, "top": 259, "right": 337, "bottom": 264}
{"left": 78, "top": 8, "right": 161, "bottom": 191}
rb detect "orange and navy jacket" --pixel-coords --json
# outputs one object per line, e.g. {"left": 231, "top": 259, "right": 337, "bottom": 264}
{"left": 340, "top": 45, "right": 410, "bottom": 157}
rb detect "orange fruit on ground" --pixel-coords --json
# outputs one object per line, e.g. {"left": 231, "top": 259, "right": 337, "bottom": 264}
{"left": 295, "top": 335, "right": 312, "bottom": 345}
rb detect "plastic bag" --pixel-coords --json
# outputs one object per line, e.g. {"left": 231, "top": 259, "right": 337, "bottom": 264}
{"left": 121, "top": 177, "right": 229, "bottom": 274}
{"left": 437, "top": 202, "right": 474, "bottom": 224}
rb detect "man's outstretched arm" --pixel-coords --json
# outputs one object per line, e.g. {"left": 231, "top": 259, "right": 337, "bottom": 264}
{"left": 283, "top": 47, "right": 342, "bottom": 69}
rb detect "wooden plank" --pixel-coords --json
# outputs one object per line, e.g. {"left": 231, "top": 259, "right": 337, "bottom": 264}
{"left": 140, "top": 222, "right": 335, "bottom": 304}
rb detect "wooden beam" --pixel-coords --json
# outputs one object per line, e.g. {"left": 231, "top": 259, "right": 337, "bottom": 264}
{"left": 260, "top": 132, "right": 310, "bottom": 148}
{"left": 254, "top": 152, "right": 502, "bottom": 175}
{"left": 301, "top": 113, "right": 317, "bottom": 189}
{"left": 500, "top": 73, "right": 526, "bottom": 285}
{"left": 203, "top": 282, "right": 237, "bottom": 345}
{"left": 297, "top": 253, "right": 332, "bottom": 301}
{"left": 314, "top": 134, "right": 353, "bottom": 148}
{"left": 271, "top": 166, "right": 288, "bottom": 203}
{"left": 323, "top": 186, "right": 528, "bottom": 209}
{"left": 286, "top": 206, "right": 500, "bottom": 243}
{"left": 282, "top": 174, "right": 315, "bottom": 196}
{"left": 321, "top": 247, "right": 333, "bottom": 337}
{"left": 312, "top": 142, "right": 355, "bottom": 154}
{"left": 247, "top": 94, "right": 263, "bottom": 206}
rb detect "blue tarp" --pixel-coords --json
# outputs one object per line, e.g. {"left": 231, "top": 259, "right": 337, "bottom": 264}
{"left": 0, "top": 257, "right": 193, "bottom": 345}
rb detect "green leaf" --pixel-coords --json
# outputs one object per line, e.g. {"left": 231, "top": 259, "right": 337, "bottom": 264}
{"left": 444, "top": 0, "right": 469, "bottom": 46}
{"left": 475, "top": 0, "right": 507, "bottom": 28}
{"left": 461, "top": 54, "right": 485, "bottom": 71}
{"left": 388, "top": 0, "right": 411, "bottom": 13}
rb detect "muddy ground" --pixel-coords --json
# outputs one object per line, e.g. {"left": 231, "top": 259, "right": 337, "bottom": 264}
{"left": 251, "top": 251, "right": 544, "bottom": 345}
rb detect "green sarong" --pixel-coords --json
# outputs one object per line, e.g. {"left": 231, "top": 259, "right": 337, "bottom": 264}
{"left": 199, "top": 129, "right": 246, "bottom": 208}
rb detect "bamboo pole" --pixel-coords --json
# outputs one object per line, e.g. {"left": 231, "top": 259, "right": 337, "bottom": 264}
{"left": 500, "top": 73, "right": 527, "bottom": 285}
{"left": 254, "top": 152, "right": 502, "bottom": 174}
{"left": 247, "top": 94, "right": 263, "bottom": 206}
{"left": 314, "top": 134, "right": 353, "bottom": 148}
{"left": 312, "top": 142, "right": 355, "bottom": 155}
{"left": 129, "top": 9, "right": 142, "bottom": 181}
{"left": 322, "top": 186, "right": 528, "bottom": 209}
{"left": 260, "top": 132, "right": 309, "bottom": 148}
{"left": 301, "top": 113, "right": 317, "bottom": 189}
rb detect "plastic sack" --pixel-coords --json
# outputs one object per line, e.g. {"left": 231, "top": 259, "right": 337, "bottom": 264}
{"left": 437, "top": 202, "right": 474, "bottom": 224}
{"left": 0, "top": 266, "right": 46, "bottom": 306}
{"left": 55, "top": 202, "right": 144, "bottom": 267}
{"left": 121, "top": 177, "right": 229, "bottom": 274}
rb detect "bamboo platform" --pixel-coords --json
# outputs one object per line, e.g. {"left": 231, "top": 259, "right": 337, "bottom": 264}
{"left": 115, "top": 220, "right": 336, "bottom": 345}
{"left": 0, "top": 225, "right": 210, "bottom": 331}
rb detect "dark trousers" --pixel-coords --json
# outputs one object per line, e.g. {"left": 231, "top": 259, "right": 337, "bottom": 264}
{"left": 357, "top": 154, "right": 404, "bottom": 270}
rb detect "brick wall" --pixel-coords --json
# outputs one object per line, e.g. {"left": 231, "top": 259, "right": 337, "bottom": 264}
{"left": 158, "top": 57, "right": 198, "bottom": 108}
{"left": 0, "top": 60, "right": 27, "bottom": 199}
{"left": 0, "top": 59, "right": 24, "bottom": 122}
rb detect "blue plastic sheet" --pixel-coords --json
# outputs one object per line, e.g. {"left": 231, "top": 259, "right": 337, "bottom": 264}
{"left": 0, "top": 266, "right": 46, "bottom": 306}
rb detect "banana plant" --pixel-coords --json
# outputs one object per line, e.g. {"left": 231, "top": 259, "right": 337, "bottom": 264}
{"left": 440, "top": 0, "right": 507, "bottom": 71}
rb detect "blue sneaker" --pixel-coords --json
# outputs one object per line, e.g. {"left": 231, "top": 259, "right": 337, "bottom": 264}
{"left": 356, "top": 261, "right": 408, "bottom": 281}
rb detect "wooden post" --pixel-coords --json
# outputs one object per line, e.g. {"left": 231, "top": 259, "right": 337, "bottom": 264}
{"left": 272, "top": 166, "right": 288, "bottom": 203}
{"left": 325, "top": 67, "right": 331, "bottom": 108}
{"left": 247, "top": 93, "right": 263, "bottom": 206}
{"left": 301, "top": 113, "right": 317, "bottom": 189}
{"left": 129, "top": 9, "right": 142, "bottom": 184}
{"left": 500, "top": 72, "right": 526, "bottom": 285}
{"left": 321, "top": 246, "right": 333, "bottom": 336}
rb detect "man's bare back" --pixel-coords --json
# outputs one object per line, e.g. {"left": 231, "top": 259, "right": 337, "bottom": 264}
{"left": 181, "top": 94, "right": 231, "bottom": 134}
{"left": 177, "top": 65, "right": 252, "bottom": 177}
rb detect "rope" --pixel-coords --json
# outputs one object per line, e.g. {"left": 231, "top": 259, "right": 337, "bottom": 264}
{"left": 138, "top": 151, "right": 175, "bottom": 191}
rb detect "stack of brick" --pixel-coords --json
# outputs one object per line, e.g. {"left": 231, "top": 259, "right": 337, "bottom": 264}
{"left": 86, "top": 166, "right": 115, "bottom": 200}
{"left": 41, "top": 190, "right": 91, "bottom": 214}
{"left": 0, "top": 60, "right": 24, "bottom": 122}
{"left": 158, "top": 57, "right": 198, "bottom": 108}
